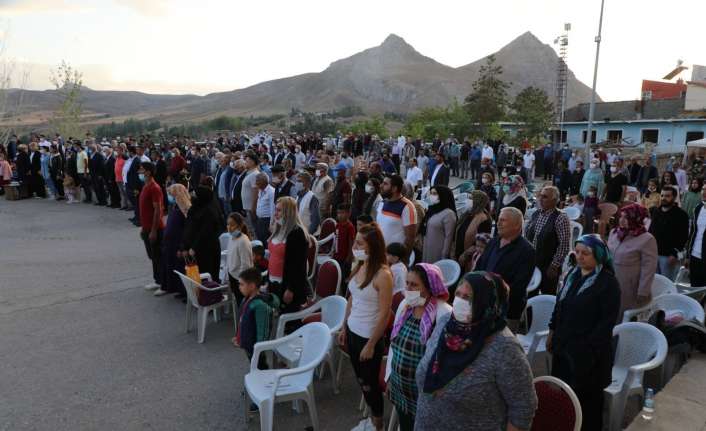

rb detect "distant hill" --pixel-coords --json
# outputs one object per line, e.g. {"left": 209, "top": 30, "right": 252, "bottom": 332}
{"left": 2, "top": 31, "right": 598, "bottom": 126}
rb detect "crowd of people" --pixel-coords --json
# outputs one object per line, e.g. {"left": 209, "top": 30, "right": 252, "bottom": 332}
{"left": 3, "top": 129, "right": 706, "bottom": 431}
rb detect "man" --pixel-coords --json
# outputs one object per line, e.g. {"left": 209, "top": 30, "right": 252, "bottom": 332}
{"left": 543, "top": 143, "right": 554, "bottom": 180}
{"left": 27, "top": 142, "right": 46, "bottom": 198}
{"left": 293, "top": 145, "right": 306, "bottom": 170}
{"left": 312, "top": 162, "right": 334, "bottom": 220}
{"left": 405, "top": 158, "right": 423, "bottom": 190}
{"left": 89, "top": 144, "right": 108, "bottom": 206}
{"left": 603, "top": 163, "right": 628, "bottom": 204}
{"left": 241, "top": 151, "right": 260, "bottom": 234}
{"left": 74, "top": 141, "right": 91, "bottom": 202}
{"left": 331, "top": 164, "right": 352, "bottom": 214}
{"left": 254, "top": 173, "right": 275, "bottom": 245}
{"left": 636, "top": 158, "right": 658, "bottom": 194}
{"left": 126, "top": 147, "right": 144, "bottom": 226}
{"left": 296, "top": 171, "right": 321, "bottom": 235}
{"left": 138, "top": 162, "right": 166, "bottom": 296}
{"left": 524, "top": 186, "right": 571, "bottom": 295}
{"left": 189, "top": 147, "right": 206, "bottom": 191}
{"left": 393, "top": 134, "right": 405, "bottom": 172}
{"left": 649, "top": 186, "right": 689, "bottom": 281}
{"left": 686, "top": 183, "right": 706, "bottom": 288}
{"left": 103, "top": 146, "right": 121, "bottom": 208}
{"left": 168, "top": 147, "right": 187, "bottom": 184}
{"left": 215, "top": 153, "right": 234, "bottom": 217}
{"left": 481, "top": 141, "right": 494, "bottom": 163}
{"left": 376, "top": 174, "right": 417, "bottom": 252}
{"left": 523, "top": 149, "right": 535, "bottom": 180}
{"left": 272, "top": 165, "right": 296, "bottom": 200}
{"left": 402, "top": 139, "right": 416, "bottom": 177}
{"left": 570, "top": 160, "right": 585, "bottom": 197}
{"left": 470, "top": 143, "right": 482, "bottom": 180}
{"left": 229, "top": 159, "right": 248, "bottom": 215}
{"left": 430, "top": 152, "right": 450, "bottom": 187}
{"left": 474, "top": 207, "right": 535, "bottom": 332}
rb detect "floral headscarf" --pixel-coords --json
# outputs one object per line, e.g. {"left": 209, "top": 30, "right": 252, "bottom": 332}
{"left": 391, "top": 263, "right": 449, "bottom": 344}
{"left": 168, "top": 183, "right": 191, "bottom": 217}
{"left": 559, "top": 234, "right": 614, "bottom": 301}
{"left": 502, "top": 175, "right": 527, "bottom": 206}
{"left": 615, "top": 203, "right": 648, "bottom": 241}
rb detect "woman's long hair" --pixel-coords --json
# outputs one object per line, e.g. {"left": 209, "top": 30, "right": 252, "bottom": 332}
{"left": 349, "top": 222, "right": 388, "bottom": 289}
{"left": 270, "top": 196, "right": 309, "bottom": 241}
{"left": 228, "top": 212, "right": 251, "bottom": 239}
{"left": 363, "top": 177, "right": 381, "bottom": 215}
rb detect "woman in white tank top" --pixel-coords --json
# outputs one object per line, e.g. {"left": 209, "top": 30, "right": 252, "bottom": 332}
{"left": 338, "top": 222, "right": 393, "bottom": 431}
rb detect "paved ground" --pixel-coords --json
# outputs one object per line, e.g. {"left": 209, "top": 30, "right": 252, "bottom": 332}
{"left": 0, "top": 199, "right": 370, "bottom": 431}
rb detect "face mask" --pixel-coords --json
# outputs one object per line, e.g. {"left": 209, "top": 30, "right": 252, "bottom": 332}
{"left": 482, "top": 178, "right": 490, "bottom": 185}
{"left": 272, "top": 177, "right": 282, "bottom": 185}
{"left": 167, "top": 195, "right": 175, "bottom": 205}
{"left": 502, "top": 185, "right": 510, "bottom": 193}
{"left": 352, "top": 248, "right": 368, "bottom": 261}
{"left": 429, "top": 194, "right": 439, "bottom": 205}
{"left": 610, "top": 167, "right": 617, "bottom": 173}
{"left": 276, "top": 217, "right": 284, "bottom": 225}
{"left": 452, "top": 296, "right": 472, "bottom": 322}
{"left": 230, "top": 230, "right": 242, "bottom": 238}
{"left": 587, "top": 191, "right": 595, "bottom": 198}
{"left": 404, "top": 290, "right": 425, "bottom": 307}
{"left": 365, "top": 185, "right": 374, "bottom": 194}
{"left": 501, "top": 172, "right": 508, "bottom": 178}
{"left": 649, "top": 187, "right": 657, "bottom": 192}
{"left": 315, "top": 170, "right": 323, "bottom": 177}
{"left": 590, "top": 163, "right": 598, "bottom": 169}
{"left": 138, "top": 173, "right": 145, "bottom": 182}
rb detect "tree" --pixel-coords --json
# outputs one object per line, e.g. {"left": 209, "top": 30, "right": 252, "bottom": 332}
{"left": 50, "top": 61, "right": 83, "bottom": 139}
{"left": 348, "top": 116, "right": 388, "bottom": 137}
{"left": 463, "top": 55, "right": 510, "bottom": 134}
{"left": 510, "top": 86, "right": 554, "bottom": 144}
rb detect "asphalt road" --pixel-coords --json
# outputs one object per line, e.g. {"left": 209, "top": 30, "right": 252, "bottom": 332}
{"left": 0, "top": 199, "right": 369, "bottom": 431}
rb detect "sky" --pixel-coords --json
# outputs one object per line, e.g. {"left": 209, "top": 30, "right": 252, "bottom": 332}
{"left": 1, "top": 0, "right": 705, "bottom": 102}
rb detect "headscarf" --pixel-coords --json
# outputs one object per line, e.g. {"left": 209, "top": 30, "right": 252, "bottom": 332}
{"left": 468, "top": 190, "right": 490, "bottom": 219}
{"left": 391, "top": 263, "right": 449, "bottom": 344}
{"left": 558, "top": 234, "right": 614, "bottom": 301}
{"left": 502, "top": 175, "right": 527, "bottom": 206}
{"left": 168, "top": 183, "right": 191, "bottom": 217}
{"left": 423, "top": 271, "right": 508, "bottom": 394}
{"left": 420, "top": 185, "right": 456, "bottom": 235}
{"left": 614, "top": 203, "right": 648, "bottom": 241}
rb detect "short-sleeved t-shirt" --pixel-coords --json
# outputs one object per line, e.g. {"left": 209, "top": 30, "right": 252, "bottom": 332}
{"left": 333, "top": 220, "right": 356, "bottom": 262}
{"left": 605, "top": 173, "right": 628, "bottom": 203}
{"left": 241, "top": 168, "right": 259, "bottom": 211}
{"left": 139, "top": 180, "right": 165, "bottom": 232}
{"left": 376, "top": 197, "right": 417, "bottom": 246}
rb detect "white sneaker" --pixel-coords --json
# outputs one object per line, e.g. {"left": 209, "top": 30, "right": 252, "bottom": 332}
{"left": 153, "top": 288, "right": 168, "bottom": 297}
{"left": 144, "top": 283, "right": 160, "bottom": 291}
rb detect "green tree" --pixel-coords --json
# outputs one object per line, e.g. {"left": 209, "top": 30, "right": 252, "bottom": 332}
{"left": 463, "top": 55, "right": 510, "bottom": 134}
{"left": 49, "top": 61, "right": 83, "bottom": 138}
{"left": 510, "top": 86, "right": 554, "bottom": 144}
{"left": 348, "top": 116, "right": 388, "bottom": 137}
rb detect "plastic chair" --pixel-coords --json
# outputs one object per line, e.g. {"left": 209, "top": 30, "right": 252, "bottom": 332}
{"left": 531, "top": 376, "right": 582, "bottom": 431}
{"left": 218, "top": 232, "right": 230, "bottom": 282}
{"left": 174, "top": 271, "right": 233, "bottom": 343}
{"left": 434, "top": 259, "right": 461, "bottom": 288}
{"left": 526, "top": 267, "right": 542, "bottom": 294}
{"left": 244, "top": 322, "right": 331, "bottom": 431}
{"left": 274, "top": 296, "right": 347, "bottom": 394}
{"left": 651, "top": 274, "right": 678, "bottom": 298}
{"left": 623, "top": 293, "right": 705, "bottom": 324}
{"left": 314, "top": 258, "right": 342, "bottom": 299}
{"left": 597, "top": 202, "right": 618, "bottom": 238}
{"left": 316, "top": 218, "right": 337, "bottom": 264}
{"left": 605, "top": 322, "right": 668, "bottom": 431}
{"left": 306, "top": 237, "right": 318, "bottom": 283}
{"left": 517, "top": 295, "right": 556, "bottom": 367}
{"left": 675, "top": 266, "right": 691, "bottom": 288}
{"left": 564, "top": 206, "right": 581, "bottom": 221}
{"left": 569, "top": 220, "right": 583, "bottom": 245}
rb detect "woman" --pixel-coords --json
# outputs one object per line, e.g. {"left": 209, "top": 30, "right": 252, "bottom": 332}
{"left": 641, "top": 178, "right": 661, "bottom": 210}
{"left": 386, "top": 264, "right": 451, "bottom": 431}
{"left": 660, "top": 170, "right": 679, "bottom": 200}
{"left": 420, "top": 185, "right": 457, "bottom": 263}
{"left": 548, "top": 234, "right": 621, "bottom": 431}
{"left": 454, "top": 190, "right": 492, "bottom": 262}
{"left": 338, "top": 223, "right": 393, "bottom": 431}
{"left": 161, "top": 184, "right": 190, "bottom": 298}
{"left": 497, "top": 174, "right": 527, "bottom": 217}
{"left": 363, "top": 178, "right": 383, "bottom": 221}
{"left": 351, "top": 170, "right": 369, "bottom": 223}
{"left": 579, "top": 159, "right": 605, "bottom": 198}
{"left": 49, "top": 145, "right": 65, "bottom": 200}
{"left": 478, "top": 171, "right": 497, "bottom": 214}
{"left": 415, "top": 272, "right": 537, "bottom": 431}
{"left": 268, "top": 196, "right": 311, "bottom": 318}
{"left": 226, "top": 212, "right": 253, "bottom": 306}
{"left": 182, "top": 185, "right": 223, "bottom": 289}
{"left": 608, "top": 204, "right": 658, "bottom": 318}
{"left": 682, "top": 178, "right": 703, "bottom": 220}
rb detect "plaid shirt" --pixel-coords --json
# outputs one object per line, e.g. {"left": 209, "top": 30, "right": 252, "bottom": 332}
{"left": 526, "top": 208, "right": 571, "bottom": 269}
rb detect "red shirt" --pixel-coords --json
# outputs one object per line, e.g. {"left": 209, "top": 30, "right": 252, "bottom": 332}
{"left": 169, "top": 155, "right": 186, "bottom": 177}
{"left": 139, "top": 180, "right": 165, "bottom": 232}
{"left": 333, "top": 220, "right": 355, "bottom": 262}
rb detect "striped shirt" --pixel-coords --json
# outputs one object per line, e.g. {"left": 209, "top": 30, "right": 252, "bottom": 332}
{"left": 376, "top": 197, "right": 417, "bottom": 246}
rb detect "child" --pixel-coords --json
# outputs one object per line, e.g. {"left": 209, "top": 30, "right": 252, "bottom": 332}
{"left": 63, "top": 175, "right": 78, "bottom": 204}
{"left": 226, "top": 212, "right": 253, "bottom": 306}
{"left": 582, "top": 187, "right": 600, "bottom": 234}
{"left": 356, "top": 214, "right": 373, "bottom": 232}
{"left": 470, "top": 233, "right": 491, "bottom": 271}
{"left": 386, "top": 242, "right": 408, "bottom": 295}
{"left": 333, "top": 204, "right": 356, "bottom": 283}
{"left": 251, "top": 241, "right": 269, "bottom": 273}
{"left": 233, "top": 267, "right": 280, "bottom": 369}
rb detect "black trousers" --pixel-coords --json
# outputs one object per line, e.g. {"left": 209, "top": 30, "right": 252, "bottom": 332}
{"left": 392, "top": 154, "right": 401, "bottom": 173}
{"left": 78, "top": 174, "right": 92, "bottom": 202}
{"left": 28, "top": 173, "right": 46, "bottom": 197}
{"left": 346, "top": 326, "right": 384, "bottom": 418}
{"left": 92, "top": 175, "right": 107, "bottom": 204}
{"left": 140, "top": 230, "right": 163, "bottom": 285}
{"left": 107, "top": 180, "right": 121, "bottom": 207}
{"left": 53, "top": 175, "right": 65, "bottom": 198}
{"left": 396, "top": 408, "right": 415, "bottom": 431}
{"left": 255, "top": 217, "right": 271, "bottom": 246}
{"left": 470, "top": 160, "right": 480, "bottom": 180}
{"left": 543, "top": 159, "right": 554, "bottom": 180}
{"left": 690, "top": 256, "right": 706, "bottom": 289}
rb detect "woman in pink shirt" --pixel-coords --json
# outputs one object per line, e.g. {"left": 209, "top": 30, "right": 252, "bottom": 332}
{"left": 114, "top": 145, "right": 128, "bottom": 210}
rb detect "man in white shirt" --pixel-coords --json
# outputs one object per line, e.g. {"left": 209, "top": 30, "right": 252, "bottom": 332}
{"left": 254, "top": 172, "right": 275, "bottom": 244}
{"left": 523, "top": 150, "right": 535, "bottom": 180}
{"left": 481, "top": 143, "right": 494, "bottom": 162}
{"left": 405, "top": 158, "right": 423, "bottom": 190}
{"left": 376, "top": 174, "right": 417, "bottom": 251}
{"left": 294, "top": 145, "right": 306, "bottom": 170}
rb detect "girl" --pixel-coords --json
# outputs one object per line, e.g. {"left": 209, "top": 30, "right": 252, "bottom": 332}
{"left": 386, "top": 242, "right": 408, "bottom": 295}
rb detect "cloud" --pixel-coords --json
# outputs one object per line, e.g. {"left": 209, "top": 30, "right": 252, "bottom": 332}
{"left": 0, "top": 0, "right": 88, "bottom": 15}
{"left": 113, "top": 0, "right": 169, "bottom": 16}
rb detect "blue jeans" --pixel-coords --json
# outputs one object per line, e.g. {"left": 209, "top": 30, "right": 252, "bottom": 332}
{"left": 657, "top": 255, "right": 679, "bottom": 281}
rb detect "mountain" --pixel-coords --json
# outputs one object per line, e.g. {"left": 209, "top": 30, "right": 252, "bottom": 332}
{"left": 3, "top": 32, "right": 598, "bottom": 125}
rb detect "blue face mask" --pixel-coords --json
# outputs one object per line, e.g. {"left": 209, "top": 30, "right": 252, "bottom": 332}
{"left": 138, "top": 173, "right": 145, "bottom": 182}
{"left": 167, "top": 195, "right": 175, "bottom": 205}
{"left": 502, "top": 185, "right": 511, "bottom": 193}
{"left": 230, "top": 230, "right": 241, "bottom": 238}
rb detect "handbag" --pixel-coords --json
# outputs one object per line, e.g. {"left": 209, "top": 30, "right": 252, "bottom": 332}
{"left": 184, "top": 255, "right": 201, "bottom": 300}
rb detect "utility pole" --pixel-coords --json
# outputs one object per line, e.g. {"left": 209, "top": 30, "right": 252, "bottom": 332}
{"left": 586, "top": 0, "right": 606, "bottom": 163}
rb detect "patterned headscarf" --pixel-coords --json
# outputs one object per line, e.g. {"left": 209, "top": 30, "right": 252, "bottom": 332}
{"left": 558, "top": 234, "right": 614, "bottom": 301}
{"left": 502, "top": 175, "right": 527, "bottom": 206}
{"left": 423, "top": 271, "right": 509, "bottom": 394}
{"left": 391, "top": 263, "right": 449, "bottom": 344}
{"left": 615, "top": 203, "right": 648, "bottom": 241}
{"left": 167, "top": 183, "right": 191, "bottom": 217}
{"left": 468, "top": 190, "right": 490, "bottom": 218}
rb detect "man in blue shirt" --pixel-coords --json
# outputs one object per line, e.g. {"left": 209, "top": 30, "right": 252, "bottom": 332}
{"left": 543, "top": 144, "right": 555, "bottom": 180}
{"left": 470, "top": 143, "right": 482, "bottom": 180}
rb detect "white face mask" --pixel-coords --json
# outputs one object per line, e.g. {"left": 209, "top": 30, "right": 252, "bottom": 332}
{"left": 590, "top": 163, "right": 598, "bottom": 169}
{"left": 352, "top": 248, "right": 368, "bottom": 261}
{"left": 429, "top": 194, "right": 439, "bottom": 205}
{"left": 610, "top": 166, "right": 617, "bottom": 173}
{"left": 365, "top": 185, "right": 374, "bottom": 194}
{"left": 315, "top": 170, "right": 323, "bottom": 177}
{"left": 404, "top": 290, "right": 425, "bottom": 307}
{"left": 482, "top": 178, "right": 490, "bottom": 185}
{"left": 452, "top": 296, "right": 472, "bottom": 322}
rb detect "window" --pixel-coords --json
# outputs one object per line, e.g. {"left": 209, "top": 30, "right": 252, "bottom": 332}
{"left": 641, "top": 129, "right": 659, "bottom": 144}
{"left": 552, "top": 130, "right": 567, "bottom": 144}
{"left": 607, "top": 130, "right": 623, "bottom": 144}
{"left": 582, "top": 130, "right": 597, "bottom": 144}
{"left": 686, "top": 131, "right": 705, "bottom": 144}
{"left": 642, "top": 90, "right": 653, "bottom": 100}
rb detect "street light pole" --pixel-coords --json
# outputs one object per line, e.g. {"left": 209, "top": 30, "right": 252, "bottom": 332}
{"left": 585, "top": 0, "right": 606, "bottom": 164}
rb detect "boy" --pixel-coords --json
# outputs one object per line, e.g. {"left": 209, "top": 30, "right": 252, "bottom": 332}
{"left": 251, "top": 242, "right": 269, "bottom": 273}
{"left": 386, "top": 242, "right": 408, "bottom": 295}
{"left": 333, "top": 204, "right": 356, "bottom": 283}
{"left": 356, "top": 214, "right": 373, "bottom": 232}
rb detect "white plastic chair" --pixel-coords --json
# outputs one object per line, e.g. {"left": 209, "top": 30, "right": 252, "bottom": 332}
{"left": 532, "top": 375, "right": 583, "bottom": 431}
{"left": 569, "top": 220, "right": 583, "bottom": 245}
{"left": 651, "top": 274, "right": 678, "bottom": 298}
{"left": 623, "top": 293, "right": 705, "bottom": 324}
{"left": 306, "top": 237, "right": 319, "bottom": 284}
{"left": 218, "top": 232, "right": 230, "bottom": 282}
{"left": 244, "top": 322, "right": 331, "bottom": 431}
{"left": 605, "top": 322, "right": 668, "bottom": 431}
{"left": 174, "top": 271, "right": 233, "bottom": 343}
{"left": 517, "top": 295, "right": 556, "bottom": 367}
{"left": 274, "top": 296, "right": 347, "bottom": 394}
{"left": 675, "top": 266, "right": 691, "bottom": 288}
{"left": 564, "top": 206, "right": 581, "bottom": 221}
{"left": 434, "top": 259, "right": 461, "bottom": 288}
{"left": 526, "top": 267, "right": 542, "bottom": 294}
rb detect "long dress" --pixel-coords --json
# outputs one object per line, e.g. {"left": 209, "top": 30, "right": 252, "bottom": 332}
{"left": 422, "top": 208, "right": 457, "bottom": 263}
{"left": 607, "top": 231, "right": 658, "bottom": 318}
{"left": 161, "top": 206, "right": 186, "bottom": 294}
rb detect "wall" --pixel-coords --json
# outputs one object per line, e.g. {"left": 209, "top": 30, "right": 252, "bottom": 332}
{"left": 641, "top": 80, "right": 686, "bottom": 100}
{"left": 685, "top": 84, "right": 706, "bottom": 111}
